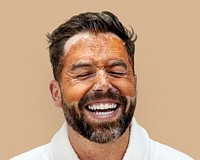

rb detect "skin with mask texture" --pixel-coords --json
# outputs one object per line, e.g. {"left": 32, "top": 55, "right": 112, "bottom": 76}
{"left": 61, "top": 32, "right": 136, "bottom": 103}
{"left": 50, "top": 32, "right": 137, "bottom": 160}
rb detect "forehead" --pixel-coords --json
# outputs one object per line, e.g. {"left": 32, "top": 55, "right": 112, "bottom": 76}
{"left": 63, "top": 32, "right": 130, "bottom": 63}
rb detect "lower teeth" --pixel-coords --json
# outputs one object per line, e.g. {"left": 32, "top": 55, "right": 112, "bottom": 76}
{"left": 95, "top": 111, "right": 114, "bottom": 116}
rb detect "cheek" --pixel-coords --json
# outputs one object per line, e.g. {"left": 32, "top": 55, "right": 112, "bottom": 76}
{"left": 110, "top": 78, "right": 136, "bottom": 97}
{"left": 61, "top": 77, "right": 94, "bottom": 103}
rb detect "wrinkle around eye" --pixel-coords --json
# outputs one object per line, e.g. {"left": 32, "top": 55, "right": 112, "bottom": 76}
{"left": 108, "top": 71, "right": 127, "bottom": 78}
{"left": 73, "top": 72, "right": 96, "bottom": 80}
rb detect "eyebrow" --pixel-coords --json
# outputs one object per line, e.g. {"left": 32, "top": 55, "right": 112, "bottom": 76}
{"left": 70, "top": 61, "right": 93, "bottom": 71}
{"left": 107, "top": 60, "right": 127, "bottom": 69}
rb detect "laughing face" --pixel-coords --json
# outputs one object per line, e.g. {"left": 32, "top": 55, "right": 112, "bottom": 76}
{"left": 58, "top": 32, "right": 137, "bottom": 143}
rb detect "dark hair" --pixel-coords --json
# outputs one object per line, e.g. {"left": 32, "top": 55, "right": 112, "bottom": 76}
{"left": 47, "top": 11, "right": 137, "bottom": 81}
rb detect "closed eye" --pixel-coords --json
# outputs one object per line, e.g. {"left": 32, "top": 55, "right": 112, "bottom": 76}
{"left": 75, "top": 72, "right": 95, "bottom": 80}
{"left": 108, "top": 71, "right": 126, "bottom": 78}
{"left": 106, "top": 60, "right": 127, "bottom": 78}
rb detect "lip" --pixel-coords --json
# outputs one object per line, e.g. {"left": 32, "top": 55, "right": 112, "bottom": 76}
{"left": 83, "top": 98, "right": 121, "bottom": 108}
{"left": 87, "top": 108, "right": 120, "bottom": 121}
{"left": 86, "top": 107, "right": 121, "bottom": 121}
{"left": 83, "top": 99, "right": 122, "bottom": 121}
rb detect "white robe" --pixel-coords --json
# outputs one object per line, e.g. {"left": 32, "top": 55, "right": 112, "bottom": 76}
{"left": 10, "top": 118, "right": 193, "bottom": 160}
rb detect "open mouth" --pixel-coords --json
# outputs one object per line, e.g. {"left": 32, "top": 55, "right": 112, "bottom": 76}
{"left": 85, "top": 102, "right": 120, "bottom": 120}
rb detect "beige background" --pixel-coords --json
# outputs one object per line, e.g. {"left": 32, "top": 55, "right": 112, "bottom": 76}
{"left": 0, "top": 0, "right": 199, "bottom": 159}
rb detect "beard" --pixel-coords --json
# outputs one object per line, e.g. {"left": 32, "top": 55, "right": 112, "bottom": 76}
{"left": 61, "top": 90, "right": 136, "bottom": 144}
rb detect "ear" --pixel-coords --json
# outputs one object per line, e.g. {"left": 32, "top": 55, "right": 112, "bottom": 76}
{"left": 134, "top": 74, "right": 138, "bottom": 96}
{"left": 49, "top": 80, "right": 62, "bottom": 108}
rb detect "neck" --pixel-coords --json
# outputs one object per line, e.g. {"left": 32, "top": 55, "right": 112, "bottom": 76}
{"left": 67, "top": 125, "right": 130, "bottom": 160}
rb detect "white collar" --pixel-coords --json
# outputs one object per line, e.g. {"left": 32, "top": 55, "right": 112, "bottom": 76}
{"left": 49, "top": 117, "right": 150, "bottom": 160}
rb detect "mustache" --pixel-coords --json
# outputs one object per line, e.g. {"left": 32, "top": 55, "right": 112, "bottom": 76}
{"left": 78, "top": 90, "right": 127, "bottom": 108}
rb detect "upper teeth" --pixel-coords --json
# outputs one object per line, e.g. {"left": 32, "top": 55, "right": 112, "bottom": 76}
{"left": 88, "top": 103, "right": 117, "bottom": 110}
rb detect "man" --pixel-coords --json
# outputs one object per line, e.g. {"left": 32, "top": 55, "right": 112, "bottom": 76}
{"left": 11, "top": 11, "right": 193, "bottom": 160}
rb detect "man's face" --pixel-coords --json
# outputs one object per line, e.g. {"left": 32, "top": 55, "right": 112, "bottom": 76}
{"left": 60, "top": 32, "right": 137, "bottom": 143}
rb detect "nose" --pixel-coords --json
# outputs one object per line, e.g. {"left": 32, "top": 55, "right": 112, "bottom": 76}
{"left": 92, "top": 70, "right": 112, "bottom": 93}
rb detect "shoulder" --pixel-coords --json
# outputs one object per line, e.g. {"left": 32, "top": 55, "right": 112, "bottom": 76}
{"left": 150, "top": 140, "right": 193, "bottom": 160}
{"left": 128, "top": 118, "right": 193, "bottom": 160}
{"left": 10, "top": 144, "right": 50, "bottom": 160}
